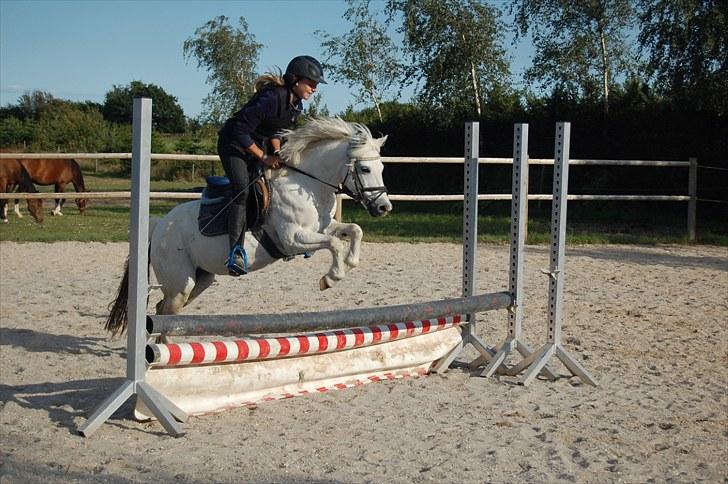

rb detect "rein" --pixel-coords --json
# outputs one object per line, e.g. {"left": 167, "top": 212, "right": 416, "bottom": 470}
{"left": 280, "top": 162, "right": 342, "bottom": 193}
{"left": 280, "top": 155, "right": 386, "bottom": 206}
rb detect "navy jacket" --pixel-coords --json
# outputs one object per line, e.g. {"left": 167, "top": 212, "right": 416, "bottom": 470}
{"left": 219, "top": 86, "right": 302, "bottom": 154}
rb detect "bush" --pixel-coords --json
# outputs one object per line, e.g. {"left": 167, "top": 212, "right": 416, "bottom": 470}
{"left": 0, "top": 116, "right": 36, "bottom": 147}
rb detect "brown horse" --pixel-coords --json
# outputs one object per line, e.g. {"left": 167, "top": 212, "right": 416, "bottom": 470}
{"left": 19, "top": 159, "right": 88, "bottom": 216}
{"left": 0, "top": 159, "right": 44, "bottom": 223}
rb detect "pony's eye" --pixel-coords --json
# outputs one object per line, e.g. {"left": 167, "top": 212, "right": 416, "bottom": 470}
{"left": 360, "top": 166, "right": 371, "bottom": 173}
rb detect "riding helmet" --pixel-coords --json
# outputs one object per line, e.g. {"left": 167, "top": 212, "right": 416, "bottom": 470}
{"left": 285, "top": 56, "right": 327, "bottom": 84}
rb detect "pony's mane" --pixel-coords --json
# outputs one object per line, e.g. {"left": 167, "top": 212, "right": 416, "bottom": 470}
{"left": 280, "top": 117, "right": 374, "bottom": 166}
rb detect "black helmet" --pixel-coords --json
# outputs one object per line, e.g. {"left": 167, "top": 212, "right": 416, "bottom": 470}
{"left": 285, "top": 55, "right": 327, "bottom": 84}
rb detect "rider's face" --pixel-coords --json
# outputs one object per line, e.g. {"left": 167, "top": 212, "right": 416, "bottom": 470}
{"left": 292, "top": 78, "right": 318, "bottom": 101}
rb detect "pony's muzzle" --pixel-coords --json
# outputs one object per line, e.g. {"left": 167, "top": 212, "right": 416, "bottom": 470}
{"left": 369, "top": 198, "right": 392, "bottom": 217}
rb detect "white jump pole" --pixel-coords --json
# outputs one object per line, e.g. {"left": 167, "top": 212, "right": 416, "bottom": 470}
{"left": 78, "top": 97, "right": 188, "bottom": 437}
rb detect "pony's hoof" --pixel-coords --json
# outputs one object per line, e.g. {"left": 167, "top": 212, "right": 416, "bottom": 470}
{"left": 319, "top": 276, "right": 331, "bottom": 291}
{"left": 2, "top": 219, "right": 8, "bottom": 224}
{"left": 15, "top": 214, "right": 23, "bottom": 219}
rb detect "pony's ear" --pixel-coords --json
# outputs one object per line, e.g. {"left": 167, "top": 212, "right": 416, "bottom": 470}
{"left": 376, "top": 135, "right": 388, "bottom": 149}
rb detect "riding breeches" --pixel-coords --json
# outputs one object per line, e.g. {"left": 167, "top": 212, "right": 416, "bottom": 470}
{"left": 218, "top": 141, "right": 257, "bottom": 249}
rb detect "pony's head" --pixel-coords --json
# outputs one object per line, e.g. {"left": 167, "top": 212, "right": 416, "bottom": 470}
{"left": 75, "top": 197, "right": 88, "bottom": 213}
{"left": 70, "top": 159, "right": 88, "bottom": 213}
{"left": 27, "top": 197, "right": 43, "bottom": 223}
{"left": 281, "top": 117, "right": 392, "bottom": 217}
{"left": 343, "top": 125, "right": 391, "bottom": 217}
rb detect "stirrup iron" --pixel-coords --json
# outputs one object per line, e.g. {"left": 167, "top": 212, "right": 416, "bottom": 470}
{"left": 227, "top": 244, "right": 248, "bottom": 276}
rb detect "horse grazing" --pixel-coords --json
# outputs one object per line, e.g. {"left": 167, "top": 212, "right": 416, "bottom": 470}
{"left": 0, "top": 159, "right": 44, "bottom": 223}
{"left": 19, "top": 158, "right": 88, "bottom": 216}
{"left": 105, "top": 117, "right": 392, "bottom": 336}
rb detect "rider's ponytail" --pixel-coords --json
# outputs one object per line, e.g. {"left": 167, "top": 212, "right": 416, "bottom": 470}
{"left": 254, "top": 68, "right": 286, "bottom": 93}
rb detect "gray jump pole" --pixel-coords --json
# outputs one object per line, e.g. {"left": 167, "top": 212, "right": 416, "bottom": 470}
{"left": 147, "top": 292, "right": 512, "bottom": 336}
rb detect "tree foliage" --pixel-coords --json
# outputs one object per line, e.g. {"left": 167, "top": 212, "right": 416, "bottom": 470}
{"left": 511, "top": 0, "right": 635, "bottom": 115}
{"left": 388, "top": 0, "right": 512, "bottom": 119}
{"left": 102, "top": 81, "right": 185, "bottom": 133}
{"left": 318, "top": 0, "right": 405, "bottom": 122}
{"left": 0, "top": 90, "right": 162, "bottom": 153}
{"left": 183, "top": 16, "right": 262, "bottom": 125}
{"left": 637, "top": 0, "right": 728, "bottom": 114}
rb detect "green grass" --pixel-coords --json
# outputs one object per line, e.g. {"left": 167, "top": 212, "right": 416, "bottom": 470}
{"left": 0, "top": 203, "right": 178, "bottom": 242}
{"left": 3, "top": 199, "right": 725, "bottom": 245}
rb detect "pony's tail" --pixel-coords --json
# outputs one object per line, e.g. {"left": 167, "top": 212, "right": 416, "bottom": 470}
{"left": 105, "top": 258, "right": 130, "bottom": 338}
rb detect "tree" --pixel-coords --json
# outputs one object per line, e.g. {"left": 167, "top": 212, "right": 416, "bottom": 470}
{"left": 318, "top": 0, "right": 405, "bottom": 121}
{"left": 102, "top": 81, "right": 185, "bottom": 133}
{"left": 183, "top": 16, "right": 262, "bottom": 124}
{"left": 637, "top": 0, "right": 728, "bottom": 114}
{"left": 511, "top": 0, "right": 636, "bottom": 116}
{"left": 12, "top": 91, "right": 64, "bottom": 121}
{"left": 388, "top": 0, "right": 512, "bottom": 119}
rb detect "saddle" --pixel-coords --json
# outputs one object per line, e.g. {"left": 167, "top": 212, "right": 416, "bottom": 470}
{"left": 197, "top": 176, "right": 288, "bottom": 260}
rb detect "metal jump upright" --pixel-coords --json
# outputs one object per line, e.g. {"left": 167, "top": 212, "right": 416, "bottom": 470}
{"left": 78, "top": 98, "right": 188, "bottom": 438}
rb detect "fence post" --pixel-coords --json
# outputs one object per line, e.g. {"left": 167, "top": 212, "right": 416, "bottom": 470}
{"left": 688, "top": 158, "right": 697, "bottom": 242}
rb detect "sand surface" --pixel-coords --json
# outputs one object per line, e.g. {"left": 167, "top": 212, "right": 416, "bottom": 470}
{"left": 1, "top": 241, "right": 726, "bottom": 483}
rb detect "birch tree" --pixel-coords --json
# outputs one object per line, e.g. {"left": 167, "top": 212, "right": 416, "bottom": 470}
{"left": 389, "top": 0, "right": 511, "bottom": 118}
{"left": 317, "top": 0, "right": 404, "bottom": 121}
{"left": 511, "top": 0, "right": 635, "bottom": 116}
{"left": 638, "top": 0, "right": 727, "bottom": 114}
{"left": 183, "top": 16, "right": 262, "bottom": 124}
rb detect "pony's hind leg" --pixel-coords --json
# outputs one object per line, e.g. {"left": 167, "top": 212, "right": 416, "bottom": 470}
{"left": 153, "top": 267, "right": 207, "bottom": 344}
{"left": 154, "top": 266, "right": 197, "bottom": 316}
{"left": 184, "top": 269, "right": 215, "bottom": 308}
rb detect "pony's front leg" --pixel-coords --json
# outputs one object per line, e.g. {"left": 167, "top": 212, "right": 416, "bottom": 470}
{"left": 2, "top": 200, "right": 8, "bottom": 223}
{"left": 290, "top": 229, "right": 347, "bottom": 290}
{"left": 324, "top": 222, "right": 363, "bottom": 270}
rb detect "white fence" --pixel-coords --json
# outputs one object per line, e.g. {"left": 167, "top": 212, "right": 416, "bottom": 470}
{"left": 0, "top": 152, "right": 698, "bottom": 239}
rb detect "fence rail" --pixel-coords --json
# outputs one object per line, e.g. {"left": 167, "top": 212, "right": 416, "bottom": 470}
{"left": 1, "top": 152, "right": 698, "bottom": 239}
{"left": 0, "top": 152, "right": 692, "bottom": 167}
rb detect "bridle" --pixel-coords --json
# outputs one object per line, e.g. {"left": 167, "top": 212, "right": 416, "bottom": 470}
{"left": 280, "top": 152, "right": 388, "bottom": 211}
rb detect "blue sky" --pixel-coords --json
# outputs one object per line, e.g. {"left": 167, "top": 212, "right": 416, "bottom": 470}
{"left": 0, "top": 0, "right": 529, "bottom": 118}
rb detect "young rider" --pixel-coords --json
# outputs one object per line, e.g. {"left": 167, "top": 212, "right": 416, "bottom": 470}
{"left": 217, "top": 55, "right": 326, "bottom": 276}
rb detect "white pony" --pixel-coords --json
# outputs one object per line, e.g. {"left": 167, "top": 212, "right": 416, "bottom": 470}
{"left": 105, "top": 118, "right": 392, "bottom": 336}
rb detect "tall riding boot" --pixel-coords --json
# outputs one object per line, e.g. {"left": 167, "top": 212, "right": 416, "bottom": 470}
{"left": 226, "top": 202, "right": 248, "bottom": 276}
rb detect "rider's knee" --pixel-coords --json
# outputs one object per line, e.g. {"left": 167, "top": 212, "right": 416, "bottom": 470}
{"left": 230, "top": 186, "right": 247, "bottom": 205}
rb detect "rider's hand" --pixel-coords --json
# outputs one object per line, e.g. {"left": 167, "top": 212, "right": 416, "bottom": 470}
{"left": 263, "top": 154, "right": 281, "bottom": 170}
